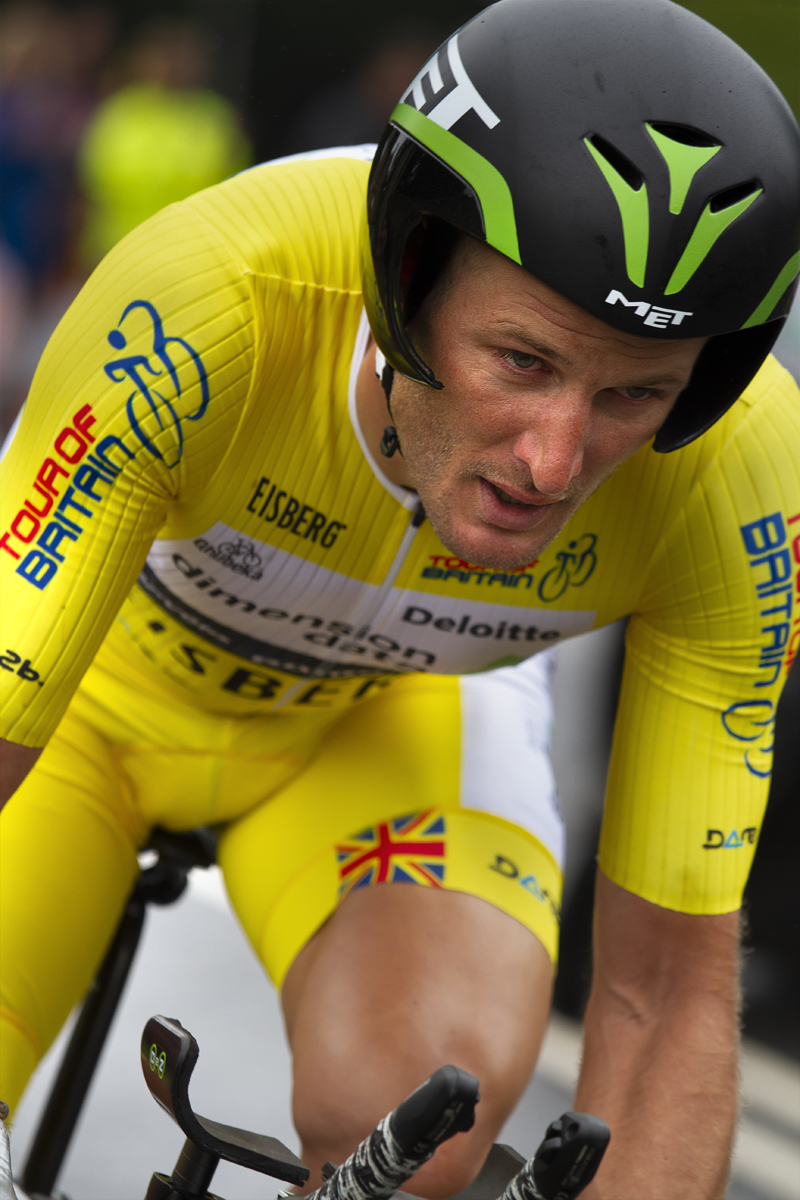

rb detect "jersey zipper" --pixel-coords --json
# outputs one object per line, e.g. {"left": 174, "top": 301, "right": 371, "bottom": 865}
{"left": 269, "top": 499, "right": 426, "bottom": 710}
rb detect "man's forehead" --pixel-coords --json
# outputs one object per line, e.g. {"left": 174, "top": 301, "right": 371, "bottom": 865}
{"left": 452, "top": 236, "right": 705, "bottom": 359}
{"left": 489, "top": 315, "right": 703, "bottom": 367}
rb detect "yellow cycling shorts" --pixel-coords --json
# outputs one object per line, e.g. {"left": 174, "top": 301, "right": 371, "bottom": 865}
{"left": 0, "top": 641, "right": 563, "bottom": 1113}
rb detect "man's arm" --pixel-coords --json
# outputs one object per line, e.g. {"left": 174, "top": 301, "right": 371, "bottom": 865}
{"left": 575, "top": 869, "right": 740, "bottom": 1200}
{"left": 1, "top": 195, "right": 257, "bottom": 757}
{"left": 0, "top": 740, "right": 41, "bottom": 812}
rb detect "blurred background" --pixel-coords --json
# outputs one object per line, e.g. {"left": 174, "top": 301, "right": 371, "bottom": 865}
{"left": 1, "top": 0, "right": 798, "bottom": 442}
{"left": 2, "top": 1, "right": 798, "bottom": 1197}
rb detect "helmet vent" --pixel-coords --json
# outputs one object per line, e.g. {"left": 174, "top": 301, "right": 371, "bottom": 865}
{"left": 587, "top": 135, "right": 643, "bottom": 191}
{"left": 709, "top": 179, "right": 762, "bottom": 212}
{"left": 647, "top": 122, "right": 720, "bottom": 149}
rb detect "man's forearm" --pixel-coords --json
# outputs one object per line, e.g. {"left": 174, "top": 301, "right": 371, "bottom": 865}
{"left": 575, "top": 983, "right": 738, "bottom": 1199}
{"left": 575, "top": 871, "right": 742, "bottom": 1200}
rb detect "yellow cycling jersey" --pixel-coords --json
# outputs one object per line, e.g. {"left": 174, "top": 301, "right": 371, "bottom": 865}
{"left": 1, "top": 150, "right": 799, "bottom": 914}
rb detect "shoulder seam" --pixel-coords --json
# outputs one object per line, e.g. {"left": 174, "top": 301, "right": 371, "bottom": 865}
{"left": 182, "top": 199, "right": 364, "bottom": 297}
{"left": 636, "top": 359, "right": 800, "bottom": 609}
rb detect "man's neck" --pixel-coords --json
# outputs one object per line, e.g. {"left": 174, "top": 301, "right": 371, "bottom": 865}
{"left": 355, "top": 341, "right": 415, "bottom": 489}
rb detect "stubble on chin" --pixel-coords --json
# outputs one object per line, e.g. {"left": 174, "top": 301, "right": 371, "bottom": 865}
{"left": 393, "top": 380, "right": 602, "bottom": 572}
{"left": 412, "top": 459, "right": 609, "bottom": 571}
{"left": 398, "top": 422, "right": 574, "bottom": 571}
{"left": 419, "top": 488, "right": 575, "bottom": 571}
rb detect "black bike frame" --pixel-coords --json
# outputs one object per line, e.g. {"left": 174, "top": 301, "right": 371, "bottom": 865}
{"left": 20, "top": 828, "right": 216, "bottom": 1199}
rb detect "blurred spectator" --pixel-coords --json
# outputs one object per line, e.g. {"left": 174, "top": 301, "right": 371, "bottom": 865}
{"left": 78, "top": 16, "right": 252, "bottom": 267}
{"left": 0, "top": 241, "right": 30, "bottom": 405}
{"left": 286, "top": 33, "right": 437, "bottom": 153}
{"left": 0, "top": 1, "right": 114, "bottom": 438}
{"left": 0, "top": 1, "right": 111, "bottom": 284}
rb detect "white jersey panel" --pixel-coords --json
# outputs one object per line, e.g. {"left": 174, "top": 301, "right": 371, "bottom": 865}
{"left": 459, "top": 650, "right": 564, "bottom": 868}
{"left": 142, "top": 524, "right": 595, "bottom": 679}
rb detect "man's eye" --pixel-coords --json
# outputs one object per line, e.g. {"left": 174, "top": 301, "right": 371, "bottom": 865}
{"left": 619, "top": 386, "right": 651, "bottom": 400}
{"left": 503, "top": 350, "right": 540, "bottom": 370}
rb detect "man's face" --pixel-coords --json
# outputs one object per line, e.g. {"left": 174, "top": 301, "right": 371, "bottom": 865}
{"left": 389, "top": 238, "right": 706, "bottom": 571}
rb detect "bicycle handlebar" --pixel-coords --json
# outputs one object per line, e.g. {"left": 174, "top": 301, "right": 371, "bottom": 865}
{"left": 307, "top": 1066, "right": 480, "bottom": 1200}
{"left": 139, "top": 1014, "right": 609, "bottom": 1200}
{"left": 390, "top": 1065, "right": 480, "bottom": 1157}
{"left": 305, "top": 1074, "right": 609, "bottom": 1200}
{"left": 307, "top": 1075, "right": 479, "bottom": 1200}
{"left": 503, "top": 1112, "right": 610, "bottom": 1200}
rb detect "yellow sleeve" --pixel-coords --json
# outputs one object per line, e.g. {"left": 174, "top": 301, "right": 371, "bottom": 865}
{"left": 0, "top": 200, "right": 255, "bottom": 747}
{"left": 599, "top": 358, "right": 800, "bottom": 914}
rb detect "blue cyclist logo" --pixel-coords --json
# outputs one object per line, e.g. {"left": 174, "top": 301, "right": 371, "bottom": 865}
{"left": 721, "top": 698, "right": 775, "bottom": 778}
{"left": 105, "top": 300, "right": 210, "bottom": 468}
{"left": 537, "top": 533, "right": 598, "bottom": 602}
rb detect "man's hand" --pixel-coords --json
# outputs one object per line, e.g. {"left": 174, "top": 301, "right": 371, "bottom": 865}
{"left": 0, "top": 739, "right": 41, "bottom": 812}
{"left": 575, "top": 870, "right": 740, "bottom": 1200}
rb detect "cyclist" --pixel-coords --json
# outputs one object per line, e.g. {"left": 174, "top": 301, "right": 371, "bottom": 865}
{"left": 1, "top": 1, "right": 798, "bottom": 1196}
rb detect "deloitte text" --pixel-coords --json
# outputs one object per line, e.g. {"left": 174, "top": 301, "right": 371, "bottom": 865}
{"left": 402, "top": 606, "right": 561, "bottom": 643}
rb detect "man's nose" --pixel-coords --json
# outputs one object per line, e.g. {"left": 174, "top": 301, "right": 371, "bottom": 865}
{"left": 513, "top": 394, "right": 587, "bottom": 497}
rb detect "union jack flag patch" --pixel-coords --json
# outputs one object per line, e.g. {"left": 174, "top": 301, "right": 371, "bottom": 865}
{"left": 336, "top": 811, "right": 446, "bottom": 899}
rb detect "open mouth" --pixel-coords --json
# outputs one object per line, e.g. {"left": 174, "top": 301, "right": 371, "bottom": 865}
{"left": 490, "top": 482, "right": 534, "bottom": 507}
{"left": 477, "top": 477, "right": 557, "bottom": 533}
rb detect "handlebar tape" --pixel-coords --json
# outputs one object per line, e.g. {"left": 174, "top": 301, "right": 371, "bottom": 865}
{"left": 306, "top": 1065, "right": 479, "bottom": 1200}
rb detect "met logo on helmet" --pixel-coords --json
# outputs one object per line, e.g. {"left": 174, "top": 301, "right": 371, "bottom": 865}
{"left": 605, "top": 289, "right": 693, "bottom": 328}
{"left": 402, "top": 34, "right": 499, "bottom": 133}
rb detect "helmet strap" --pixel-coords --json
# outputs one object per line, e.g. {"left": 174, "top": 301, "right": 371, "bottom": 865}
{"left": 375, "top": 347, "right": 400, "bottom": 458}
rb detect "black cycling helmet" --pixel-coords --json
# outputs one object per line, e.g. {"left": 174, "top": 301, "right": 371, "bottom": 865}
{"left": 363, "top": 0, "right": 800, "bottom": 452}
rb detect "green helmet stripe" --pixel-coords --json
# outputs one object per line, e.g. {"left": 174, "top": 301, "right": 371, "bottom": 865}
{"left": 391, "top": 103, "right": 521, "bottom": 264}
{"left": 645, "top": 125, "right": 720, "bottom": 215}
{"left": 742, "top": 251, "right": 800, "bottom": 328}
{"left": 665, "top": 189, "right": 762, "bottom": 295}
{"left": 583, "top": 137, "right": 649, "bottom": 288}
